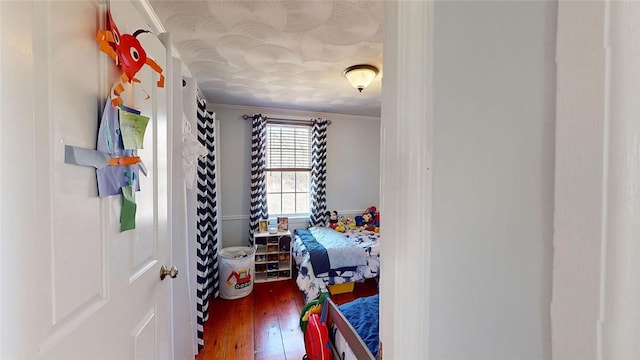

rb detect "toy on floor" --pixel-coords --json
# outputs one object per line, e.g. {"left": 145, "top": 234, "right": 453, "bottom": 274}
{"left": 300, "top": 292, "right": 330, "bottom": 332}
{"left": 302, "top": 294, "right": 331, "bottom": 360}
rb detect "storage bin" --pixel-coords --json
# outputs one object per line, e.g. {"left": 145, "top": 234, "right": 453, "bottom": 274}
{"left": 328, "top": 282, "right": 355, "bottom": 295}
{"left": 219, "top": 246, "right": 256, "bottom": 300}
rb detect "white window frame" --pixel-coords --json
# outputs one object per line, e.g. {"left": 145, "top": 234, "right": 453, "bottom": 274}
{"left": 265, "top": 121, "right": 312, "bottom": 217}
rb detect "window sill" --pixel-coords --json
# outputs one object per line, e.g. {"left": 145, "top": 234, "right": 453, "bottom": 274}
{"left": 270, "top": 215, "right": 309, "bottom": 225}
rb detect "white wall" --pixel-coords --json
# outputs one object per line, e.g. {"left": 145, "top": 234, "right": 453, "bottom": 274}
{"left": 210, "top": 103, "right": 380, "bottom": 248}
{"left": 553, "top": 2, "right": 640, "bottom": 359}
{"left": 429, "top": 1, "right": 556, "bottom": 359}
{"left": 379, "top": 2, "right": 433, "bottom": 358}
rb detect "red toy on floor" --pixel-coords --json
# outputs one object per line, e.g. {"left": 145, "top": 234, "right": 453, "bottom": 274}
{"left": 303, "top": 297, "right": 331, "bottom": 360}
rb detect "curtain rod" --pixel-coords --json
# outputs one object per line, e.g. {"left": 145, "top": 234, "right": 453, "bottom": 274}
{"left": 241, "top": 114, "right": 331, "bottom": 125}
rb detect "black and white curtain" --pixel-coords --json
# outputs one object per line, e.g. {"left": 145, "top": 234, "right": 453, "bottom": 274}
{"left": 195, "top": 94, "right": 219, "bottom": 351}
{"left": 309, "top": 118, "right": 329, "bottom": 226}
{"left": 248, "top": 114, "right": 269, "bottom": 245}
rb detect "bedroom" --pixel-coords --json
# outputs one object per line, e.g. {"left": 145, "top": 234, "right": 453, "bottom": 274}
{"left": 206, "top": 95, "right": 383, "bottom": 360}
{"left": 2, "top": 1, "right": 640, "bottom": 360}
{"left": 202, "top": 24, "right": 383, "bottom": 359}
{"left": 214, "top": 105, "right": 381, "bottom": 248}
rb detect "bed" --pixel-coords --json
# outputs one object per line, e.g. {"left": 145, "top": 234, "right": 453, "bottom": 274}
{"left": 293, "top": 226, "right": 380, "bottom": 302}
{"left": 327, "top": 294, "right": 379, "bottom": 360}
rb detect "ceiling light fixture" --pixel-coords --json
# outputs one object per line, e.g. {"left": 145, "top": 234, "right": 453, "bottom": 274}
{"left": 343, "top": 64, "right": 379, "bottom": 93}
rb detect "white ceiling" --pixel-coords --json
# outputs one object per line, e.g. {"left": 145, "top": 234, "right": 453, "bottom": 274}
{"left": 147, "top": 0, "right": 384, "bottom": 117}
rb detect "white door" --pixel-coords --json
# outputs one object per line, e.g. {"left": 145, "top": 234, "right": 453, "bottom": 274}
{"left": 0, "top": 1, "right": 172, "bottom": 359}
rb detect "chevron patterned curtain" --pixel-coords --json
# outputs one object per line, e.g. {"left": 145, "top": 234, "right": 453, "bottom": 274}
{"left": 195, "top": 94, "right": 220, "bottom": 351}
{"left": 309, "top": 118, "right": 329, "bottom": 226}
{"left": 248, "top": 114, "right": 269, "bottom": 245}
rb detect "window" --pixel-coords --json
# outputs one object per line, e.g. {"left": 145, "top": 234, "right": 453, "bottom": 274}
{"left": 265, "top": 123, "right": 312, "bottom": 215}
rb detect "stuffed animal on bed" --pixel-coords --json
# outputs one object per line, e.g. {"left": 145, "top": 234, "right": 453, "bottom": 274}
{"left": 344, "top": 216, "right": 356, "bottom": 230}
{"left": 367, "top": 206, "right": 380, "bottom": 224}
{"left": 334, "top": 217, "right": 346, "bottom": 232}
{"left": 325, "top": 210, "right": 339, "bottom": 229}
{"left": 354, "top": 207, "right": 381, "bottom": 232}
{"left": 361, "top": 212, "right": 376, "bottom": 232}
{"left": 365, "top": 206, "right": 380, "bottom": 232}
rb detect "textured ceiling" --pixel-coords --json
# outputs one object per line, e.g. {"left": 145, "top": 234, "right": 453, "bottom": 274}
{"left": 148, "top": 0, "right": 384, "bottom": 117}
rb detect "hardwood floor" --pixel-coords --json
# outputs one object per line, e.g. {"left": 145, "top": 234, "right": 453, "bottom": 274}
{"left": 195, "top": 278, "right": 378, "bottom": 360}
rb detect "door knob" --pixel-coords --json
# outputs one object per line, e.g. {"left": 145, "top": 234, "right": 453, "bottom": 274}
{"left": 160, "top": 265, "right": 179, "bottom": 280}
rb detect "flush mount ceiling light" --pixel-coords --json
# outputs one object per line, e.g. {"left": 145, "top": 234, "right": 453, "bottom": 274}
{"left": 343, "top": 64, "right": 379, "bottom": 92}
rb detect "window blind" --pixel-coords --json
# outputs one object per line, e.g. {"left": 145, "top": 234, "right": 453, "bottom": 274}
{"left": 266, "top": 125, "right": 311, "bottom": 170}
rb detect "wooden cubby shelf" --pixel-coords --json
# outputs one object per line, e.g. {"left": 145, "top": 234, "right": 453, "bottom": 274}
{"left": 253, "top": 230, "right": 292, "bottom": 283}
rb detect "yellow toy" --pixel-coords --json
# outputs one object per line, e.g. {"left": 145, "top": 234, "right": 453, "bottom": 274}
{"left": 345, "top": 216, "right": 356, "bottom": 230}
{"left": 299, "top": 292, "right": 330, "bottom": 332}
{"left": 335, "top": 217, "right": 346, "bottom": 232}
{"left": 301, "top": 304, "right": 322, "bottom": 322}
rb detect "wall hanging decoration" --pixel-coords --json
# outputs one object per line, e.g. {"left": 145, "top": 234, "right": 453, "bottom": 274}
{"left": 65, "top": 99, "right": 147, "bottom": 232}
{"left": 64, "top": 10, "right": 163, "bottom": 232}
{"left": 96, "top": 11, "right": 165, "bottom": 107}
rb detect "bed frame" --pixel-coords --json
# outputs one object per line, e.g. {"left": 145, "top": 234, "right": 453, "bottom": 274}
{"left": 326, "top": 299, "right": 376, "bottom": 360}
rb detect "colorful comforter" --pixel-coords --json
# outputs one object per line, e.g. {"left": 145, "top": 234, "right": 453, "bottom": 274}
{"left": 293, "top": 228, "right": 380, "bottom": 302}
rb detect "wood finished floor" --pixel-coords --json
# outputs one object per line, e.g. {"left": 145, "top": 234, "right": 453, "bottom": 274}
{"left": 195, "top": 278, "right": 378, "bottom": 360}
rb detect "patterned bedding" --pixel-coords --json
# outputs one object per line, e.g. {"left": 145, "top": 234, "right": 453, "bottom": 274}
{"left": 293, "top": 228, "right": 380, "bottom": 302}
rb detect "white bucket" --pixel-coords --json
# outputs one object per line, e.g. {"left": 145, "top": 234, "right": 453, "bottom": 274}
{"left": 219, "top": 246, "right": 256, "bottom": 300}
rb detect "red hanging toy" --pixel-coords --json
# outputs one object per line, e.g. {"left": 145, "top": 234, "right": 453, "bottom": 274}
{"left": 97, "top": 11, "right": 164, "bottom": 107}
